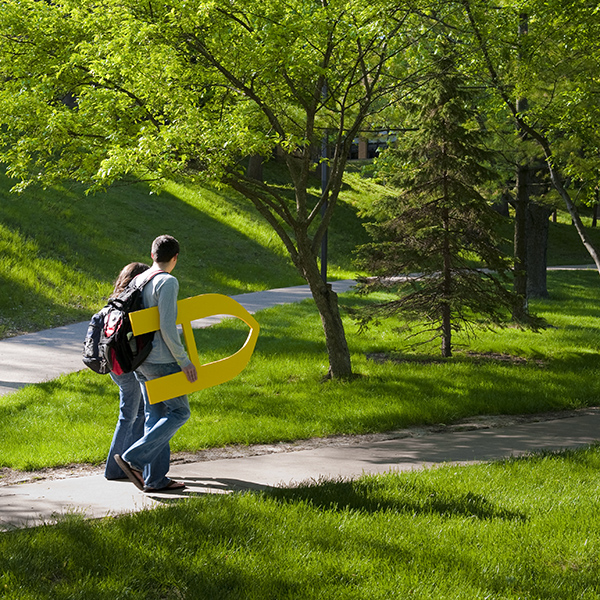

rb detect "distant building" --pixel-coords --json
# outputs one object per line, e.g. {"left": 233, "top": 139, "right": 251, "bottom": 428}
{"left": 348, "top": 130, "right": 397, "bottom": 160}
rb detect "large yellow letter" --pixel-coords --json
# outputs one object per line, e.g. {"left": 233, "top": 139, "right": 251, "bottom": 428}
{"left": 129, "top": 294, "right": 260, "bottom": 404}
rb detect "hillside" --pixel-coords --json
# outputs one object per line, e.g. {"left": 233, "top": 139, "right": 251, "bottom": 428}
{"left": 0, "top": 164, "right": 374, "bottom": 338}
{"left": 1, "top": 160, "right": 599, "bottom": 339}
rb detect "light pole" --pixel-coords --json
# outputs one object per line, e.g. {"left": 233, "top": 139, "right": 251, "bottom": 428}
{"left": 320, "top": 83, "right": 329, "bottom": 284}
{"left": 320, "top": 128, "right": 329, "bottom": 284}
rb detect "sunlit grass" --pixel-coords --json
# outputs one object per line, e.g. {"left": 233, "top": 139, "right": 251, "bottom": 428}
{"left": 0, "top": 170, "right": 299, "bottom": 337}
{"left": 0, "top": 163, "right": 372, "bottom": 337}
{"left": 2, "top": 445, "right": 600, "bottom": 598}
{"left": 1, "top": 270, "right": 599, "bottom": 471}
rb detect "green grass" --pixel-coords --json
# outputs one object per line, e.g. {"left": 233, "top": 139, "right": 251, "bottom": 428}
{"left": 0, "top": 171, "right": 295, "bottom": 336}
{"left": 3, "top": 168, "right": 600, "bottom": 596}
{"left": 0, "top": 164, "right": 372, "bottom": 337}
{"left": 548, "top": 208, "right": 600, "bottom": 265}
{"left": 3, "top": 155, "right": 600, "bottom": 339}
{"left": 2, "top": 161, "right": 600, "bottom": 470}
{"left": 1, "top": 269, "right": 599, "bottom": 471}
{"left": 2, "top": 445, "right": 600, "bottom": 598}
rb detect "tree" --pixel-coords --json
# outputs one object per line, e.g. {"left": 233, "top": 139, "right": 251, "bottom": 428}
{"left": 0, "top": 0, "right": 425, "bottom": 379}
{"left": 356, "top": 47, "right": 515, "bottom": 357}
{"left": 459, "top": 0, "right": 600, "bottom": 275}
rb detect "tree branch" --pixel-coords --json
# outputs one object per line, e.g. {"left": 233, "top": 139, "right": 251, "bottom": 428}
{"left": 461, "top": 0, "right": 600, "bottom": 273}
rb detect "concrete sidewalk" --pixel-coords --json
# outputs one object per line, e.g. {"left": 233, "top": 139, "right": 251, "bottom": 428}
{"left": 2, "top": 408, "right": 599, "bottom": 531}
{"left": 1, "top": 275, "right": 599, "bottom": 532}
{"left": 0, "top": 280, "right": 356, "bottom": 397}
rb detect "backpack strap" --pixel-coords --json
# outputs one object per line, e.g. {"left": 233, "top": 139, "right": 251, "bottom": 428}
{"left": 129, "top": 269, "right": 165, "bottom": 292}
{"left": 108, "top": 269, "right": 166, "bottom": 309}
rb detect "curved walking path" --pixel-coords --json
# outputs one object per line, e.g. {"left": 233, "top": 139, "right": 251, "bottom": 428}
{"left": 1, "top": 274, "right": 599, "bottom": 531}
{"left": 0, "top": 281, "right": 357, "bottom": 397}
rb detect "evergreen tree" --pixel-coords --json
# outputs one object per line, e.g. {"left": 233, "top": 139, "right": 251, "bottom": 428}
{"left": 356, "top": 47, "right": 516, "bottom": 358}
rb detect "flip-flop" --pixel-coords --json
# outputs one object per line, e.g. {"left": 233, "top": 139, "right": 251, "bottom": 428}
{"left": 144, "top": 480, "right": 186, "bottom": 493}
{"left": 114, "top": 455, "right": 145, "bottom": 491}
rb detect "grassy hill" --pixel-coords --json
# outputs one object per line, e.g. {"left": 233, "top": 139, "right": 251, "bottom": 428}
{"left": 0, "top": 164, "right": 376, "bottom": 338}
{"left": 3, "top": 162, "right": 600, "bottom": 470}
{"left": 1, "top": 159, "right": 600, "bottom": 339}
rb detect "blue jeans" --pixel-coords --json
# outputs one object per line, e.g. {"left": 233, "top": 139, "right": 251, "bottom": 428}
{"left": 105, "top": 371, "right": 145, "bottom": 480}
{"left": 122, "top": 362, "right": 191, "bottom": 490}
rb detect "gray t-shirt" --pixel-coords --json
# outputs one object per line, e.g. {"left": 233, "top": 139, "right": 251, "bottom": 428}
{"left": 138, "top": 269, "right": 192, "bottom": 368}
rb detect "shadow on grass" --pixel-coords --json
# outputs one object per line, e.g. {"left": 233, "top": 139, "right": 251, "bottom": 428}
{"left": 0, "top": 472, "right": 592, "bottom": 600}
{"left": 145, "top": 472, "right": 527, "bottom": 523}
{"left": 267, "top": 477, "right": 528, "bottom": 522}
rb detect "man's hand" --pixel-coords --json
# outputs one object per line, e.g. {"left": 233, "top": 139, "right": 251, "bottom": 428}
{"left": 182, "top": 363, "right": 198, "bottom": 383}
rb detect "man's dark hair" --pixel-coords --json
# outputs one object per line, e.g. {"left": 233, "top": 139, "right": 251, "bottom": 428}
{"left": 151, "top": 235, "right": 180, "bottom": 263}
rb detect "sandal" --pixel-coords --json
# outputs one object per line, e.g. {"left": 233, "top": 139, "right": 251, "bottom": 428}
{"left": 144, "top": 479, "right": 186, "bottom": 493}
{"left": 114, "top": 455, "right": 145, "bottom": 491}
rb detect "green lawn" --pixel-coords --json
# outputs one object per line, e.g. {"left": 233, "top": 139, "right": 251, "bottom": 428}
{"left": 2, "top": 445, "right": 600, "bottom": 598}
{"left": 0, "top": 166, "right": 373, "bottom": 337}
{"left": 0, "top": 171, "right": 290, "bottom": 336}
{"left": 2, "top": 167, "right": 600, "bottom": 597}
{"left": 1, "top": 161, "right": 599, "bottom": 471}
{"left": 1, "top": 269, "right": 599, "bottom": 471}
{"left": 3, "top": 158, "right": 600, "bottom": 339}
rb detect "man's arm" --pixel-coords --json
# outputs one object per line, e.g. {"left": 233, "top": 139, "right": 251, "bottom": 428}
{"left": 156, "top": 277, "right": 194, "bottom": 369}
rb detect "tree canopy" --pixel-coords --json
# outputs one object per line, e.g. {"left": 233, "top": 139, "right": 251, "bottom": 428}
{"left": 2, "top": 0, "right": 600, "bottom": 371}
{"left": 0, "top": 0, "right": 428, "bottom": 377}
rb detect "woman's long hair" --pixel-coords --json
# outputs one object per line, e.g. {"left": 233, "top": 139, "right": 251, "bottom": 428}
{"left": 111, "top": 262, "right": 150, "bottom": 298}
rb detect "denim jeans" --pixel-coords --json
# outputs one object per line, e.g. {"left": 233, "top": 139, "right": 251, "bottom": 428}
{"left": 122, "top": 362, "right": 191, "bottom": 490}
{"left": 104, "top": 371, "right": 145, "bottom": 480}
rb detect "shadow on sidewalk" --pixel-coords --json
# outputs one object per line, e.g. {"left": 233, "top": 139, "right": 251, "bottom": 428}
{"left": 145, "top": 477, "right": 273, "bottom": 501}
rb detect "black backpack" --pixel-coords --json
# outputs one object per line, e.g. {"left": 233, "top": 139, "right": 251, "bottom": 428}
{"left": 82, "top": 270, "right": 162, "bottom": 375}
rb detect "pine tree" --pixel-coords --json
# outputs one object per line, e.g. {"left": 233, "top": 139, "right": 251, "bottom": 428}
{"left": 357, "top": 47, "right": 516, "bottom": 358}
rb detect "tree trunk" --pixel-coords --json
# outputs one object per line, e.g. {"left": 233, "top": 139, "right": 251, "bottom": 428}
{"left": 303, "top": 261, "right": 352, "bottom": 379}
{"left": 526, "top": 201, "right": 551, "bottom": 298}
{"left": 246, "top": 155, "right": 264, "bottom": 181}
{"left": 513, "top": 162, "right": 529, "bottom": 319}
{"left": 441, "top": 302, "right": 452, "bottom": 358}
{"left": 441, "top": 203, "right": 452, "bottom": 358}
{"left": 513, "top": 12, "right": 529, "bottom": 319}
{"left": 492, "top": 191, "right": 510, "bottom": 217}
{"left": 226, "top": 173, "right": 353, "bottom": 380}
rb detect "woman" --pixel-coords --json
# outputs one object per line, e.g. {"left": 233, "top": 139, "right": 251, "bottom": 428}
{"left": 104, "top": 262, "right": 150, "bottom": 480}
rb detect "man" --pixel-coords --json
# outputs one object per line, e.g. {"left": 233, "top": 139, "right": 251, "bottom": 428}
{"left": 116, "top": 235, "right": 198, "bottom": 492}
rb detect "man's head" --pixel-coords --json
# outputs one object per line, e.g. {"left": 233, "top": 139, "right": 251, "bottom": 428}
{"left": 151, "top": 235, "right": 180, "bottom": 265}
